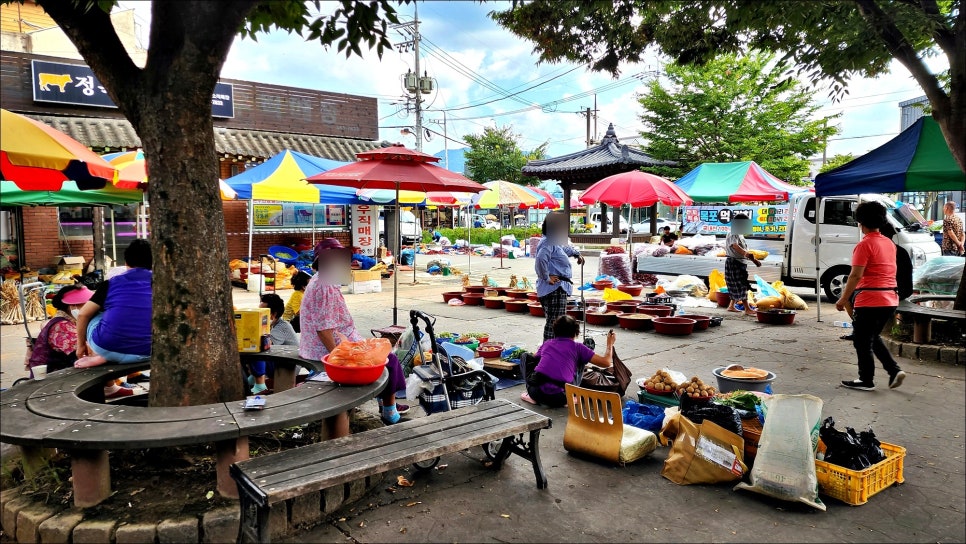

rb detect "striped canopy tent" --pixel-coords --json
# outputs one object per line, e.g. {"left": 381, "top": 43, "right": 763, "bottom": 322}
{"left": 673, "top": 161, "right": 806, "bottom": 202}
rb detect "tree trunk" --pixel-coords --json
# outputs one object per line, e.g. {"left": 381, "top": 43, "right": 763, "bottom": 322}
{"left": 40, "top": 0, "right": 254, "bottom": 407}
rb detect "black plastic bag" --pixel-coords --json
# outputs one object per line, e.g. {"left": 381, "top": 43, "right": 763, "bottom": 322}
{"left": 680, "top": 396, "right": 742, "bottom": 436}
{"left": 819, "top": 417, "right": 884, "bottom": 470}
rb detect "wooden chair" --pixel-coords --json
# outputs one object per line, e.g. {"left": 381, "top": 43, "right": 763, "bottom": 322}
{"left": 563, "top": 383, "right": 657, "bottom": 465}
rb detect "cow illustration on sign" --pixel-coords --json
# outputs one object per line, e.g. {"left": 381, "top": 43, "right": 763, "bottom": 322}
{"left": 38, "top": 73, "right": 72, "bottom": 92}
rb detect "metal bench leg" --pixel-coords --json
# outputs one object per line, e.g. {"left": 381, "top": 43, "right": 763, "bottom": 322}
{"left": 913, "top": 317, "right": 931, "bottom": 344}
{"left": 233, "top": 467, "right": 271, "bottom": 544}
{"left": 69, "top": 449, "right": 111, "bottom": 507}
{"left": 495, "top": 430, "right": 549, "bottom": 489}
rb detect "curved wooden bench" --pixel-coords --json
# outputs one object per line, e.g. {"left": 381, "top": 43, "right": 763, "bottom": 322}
{"left": 0, "top": 347, "right": 387, "bottom": 507}
{"left": 896, "top": 295, "right": 965, "bottom": 344}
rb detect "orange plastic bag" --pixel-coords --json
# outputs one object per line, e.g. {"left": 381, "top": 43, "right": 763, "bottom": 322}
{"left": 328, "top": 335, "right": 392, "bottom": 367}
{"left": 674, "top": 245, "right": 693, "bottom": 255}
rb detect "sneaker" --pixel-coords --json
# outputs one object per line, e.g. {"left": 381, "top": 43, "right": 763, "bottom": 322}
{"left": 395, "top": 403, "right": 410, "bottom": 415}
{"left": 381, "top": 405, "right": 401, "bottom": 425}
{"left": 246, "top": 375, "right": 255, "bottom": 387}
{"left": 251, "top": 383, "right": 268, "bottom": 394}
{"left": 520, "top": 392, "right": 537, "bottom": 405}
{"left": 841, "top": 379, "right": 875, "bottom": 391}
{"left": 889, "top": 371, "right": 906, "bottom": 389}
{"left": 105, "top": 386, "right": 135, "bottom": 399}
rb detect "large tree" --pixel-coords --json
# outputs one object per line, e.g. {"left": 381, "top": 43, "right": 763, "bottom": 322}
{"left": 463, "top": 125, "right": 547, "bottom": 185}
{"left": 638, "top": 51, "right": 837, "bottom": 182}
{"left": 493, "top": 0, "right": 966, "bottom": 310}
{"left": 491, "top": 0, "right": 965, "bottom": 172}
{"left": 31, "top": 0, "right": 403, "bottom": 406}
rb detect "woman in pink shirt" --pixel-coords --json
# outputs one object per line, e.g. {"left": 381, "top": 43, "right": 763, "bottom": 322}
{"left": 835, "top": 202, "right": 905, "bottom": 391}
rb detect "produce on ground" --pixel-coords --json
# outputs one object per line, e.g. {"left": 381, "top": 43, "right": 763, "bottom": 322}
{"left": 643, "top": 369, "right": 677, "bottom": 393}
{"left": 677, "top": 376, "right": 717, "bottom": 398}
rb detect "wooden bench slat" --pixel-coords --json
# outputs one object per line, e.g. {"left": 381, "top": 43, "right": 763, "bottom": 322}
{"left": 43, "top": 418, "right": 242, "bottom": 450}
{"left": 25, "top": 393, "right": 125, "bottom": 421}
{"left": 236, "top": 401, "right": 519, "bottom": 473}
{"left": 254, "top": 412, "right": 545, "bottom": 502}
{"left": 0, "top": 400, "right": 88, "bottom": 445}
{"left": 227, "top": 372, "right": 388, "bottom": 435}
{"left": 251, "top": 408, "right": 537, "bottom": 483}
{"left": 235, "top": 401, "right": 549, "bottom": 502}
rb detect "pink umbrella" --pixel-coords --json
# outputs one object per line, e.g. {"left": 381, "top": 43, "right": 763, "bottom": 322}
{"left": 580, "top": 170, "right": 692, "bottom": 247}
{"left": 520, "top": 186, "right": 560, "bottom": 209}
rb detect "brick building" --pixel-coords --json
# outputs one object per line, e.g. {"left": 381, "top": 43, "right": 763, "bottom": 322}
{"left": 1, "top": 1, "right": 381, "bottom": 272}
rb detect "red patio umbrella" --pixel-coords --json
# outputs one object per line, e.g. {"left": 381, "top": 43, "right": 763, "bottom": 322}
{"left": 580, "top": 170, "right": 693, "bottom": 248}
{"left": 307, "top": 146, "right": 486, "bottom": 324}
{"left": 520, "top": 185, "right": 560, "bottom": 209}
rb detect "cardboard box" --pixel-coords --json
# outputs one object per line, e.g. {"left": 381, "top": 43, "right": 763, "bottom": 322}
{"left": 350, "top": 279, "right": 382, "bottom": 294}
{"left": 351, "top": 270, "right": 381, "bottom": 282}
{"left": 235, "top": 307, "right": 270, "bottom": 352}
{"left": 55, "top": 255, "right": 85, "bottom": 273}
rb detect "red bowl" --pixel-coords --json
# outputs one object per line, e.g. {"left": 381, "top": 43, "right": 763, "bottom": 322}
{"left": 504, "top": 299, "right": 529, "bottom": 313}
{"left": 617, "top": 284, "right": 644, "bottom": 296}
{"left": 617, "top": 312, "right": 653, "bottom": 331}
{"left": 585, "top": 311, "right": 620, "bottom": 326}
{"left": 652, "top": 317, "right": 696, "bottom": 336}
{"left": 528, "top": 302, "right": 545, "bottom": 317}
{"left": 637, "top": 305, "right": 673, "bottom": 317}
{"left": 757, "top": 309, "right": 796, "bottom": 325}
{"left": 677, "top": 314, "right": 711, "bottom": 331}
{"left": 442, "top": 291, "right": 463, "bottom": 303}
{"left": 592, "top": 280, "right": 614, "bottom": 291}
{"left": 644, "top": 384, "right": 674, "bottom": 396}
{"left": 483, "top": 296, "right": 506, "bottom": 309}
{"left": 506, "top": 289, "right": 530, "bottom": 299}
{"left": 462, "top": 293, "right": 484, "bottom": 306}
{"left": 464, "top": 285, "right": 486, "bottom": 294}
{"left": 322, "top": 355, "right": 386, "bottom": 385}
{"left": 715, "top": 291, "right": 731, "bottom": 308}
{"left": 527, "top": 292, "right": 539, "bottom": 301}
{"left": 476, "top": 342, "right": 504, "bottom": 358}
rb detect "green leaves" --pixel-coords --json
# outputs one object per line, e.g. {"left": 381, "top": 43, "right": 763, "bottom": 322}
{"left": 637, "top": 51, "right": 838, "bottom": 184}
{"left": 463, "top": 126, "right": 547, "bottom": 185}
{"left": 241, "top": 0, "right": 404, "bottom": 59}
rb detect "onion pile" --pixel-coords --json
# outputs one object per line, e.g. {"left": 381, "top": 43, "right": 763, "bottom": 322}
{"left": 676, "top": 376, "right": 717, "bottom": 398}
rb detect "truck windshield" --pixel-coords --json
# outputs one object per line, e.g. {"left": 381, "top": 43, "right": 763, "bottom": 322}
{"left": 891, "top": 203, "right": 926, "bottom": 228}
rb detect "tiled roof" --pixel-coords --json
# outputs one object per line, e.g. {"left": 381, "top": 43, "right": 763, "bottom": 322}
{"left": 23, "top": 114, "right": 381, "bottom": 162}
{"left": 522, "top": 123, "right": 673, "bottom": 187}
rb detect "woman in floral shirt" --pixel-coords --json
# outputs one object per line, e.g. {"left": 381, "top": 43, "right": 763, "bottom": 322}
{"left": 299, "top": 239, "right": 408, "bottom": 433}
{"left": 27, "top": 284, "right": 93, "bottom": 376}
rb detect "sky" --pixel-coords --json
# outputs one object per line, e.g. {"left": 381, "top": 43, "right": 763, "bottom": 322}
{"left": 119, "top": 1, "right": 946, "bottom": 175}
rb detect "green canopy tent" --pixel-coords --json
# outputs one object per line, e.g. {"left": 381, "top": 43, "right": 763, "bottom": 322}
{"left": 1, "top": 180, "right": 144, "bottom": 266}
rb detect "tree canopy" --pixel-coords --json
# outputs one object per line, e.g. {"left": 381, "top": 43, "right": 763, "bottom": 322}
{"left": 491, "top": 0, "right": 965, "bottom": 173}
{"left": 463, "top": 126, "right": 547, "bottom": 185}
{"left": 819, "top": 153, "right": 858, "bottom": 174}
{"left": 637, "top": 52, "right": 837, "bottom": 183}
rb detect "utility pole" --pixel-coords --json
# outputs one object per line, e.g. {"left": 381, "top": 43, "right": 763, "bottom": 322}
{"left": 585, "top": 107, "right": 592, "bottom": 148}
{"left": 429, "top": 111, "right": 448, "bottom": 169}
{"left": 396, "top": 5, "right": 434, "bottom": 153}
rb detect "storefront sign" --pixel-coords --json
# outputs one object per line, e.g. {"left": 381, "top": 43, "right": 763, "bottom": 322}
{"left": 32, "top": 60, "right": 235, "bottom": 117}
{"left": 252, "top": 202, "right": 347, "bottom": 229}
{"left": 683, "top": 205, "right": 788, "bottom": 235}
{"left": 351, "top": 205, "right": 378, "bottom": 256}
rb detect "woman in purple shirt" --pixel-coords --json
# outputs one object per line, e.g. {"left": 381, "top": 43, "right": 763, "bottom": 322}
{"left": 521, "top": 316, "right": 616, "bottom": 407}
{"left": 535, "top": 211, "right": 584, "bottom": 342}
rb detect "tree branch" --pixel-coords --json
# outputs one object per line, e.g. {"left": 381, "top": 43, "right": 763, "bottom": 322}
{"left": 917, "top": 0, "right": 957, "bottom": 56}
{"left": 38, "top": 0, "right": 141, "bottom": 113}
{"left": 853, "top": 0, "right": 951, "bottom": 121}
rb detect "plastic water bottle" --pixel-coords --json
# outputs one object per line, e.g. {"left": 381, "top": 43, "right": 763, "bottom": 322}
{"left": 833, "top": 321, "right": 852, "bottom": 329}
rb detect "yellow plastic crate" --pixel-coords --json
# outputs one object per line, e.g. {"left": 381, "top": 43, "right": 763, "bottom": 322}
{"left": 815, "top": 441, "right": 905, "bottom": 505}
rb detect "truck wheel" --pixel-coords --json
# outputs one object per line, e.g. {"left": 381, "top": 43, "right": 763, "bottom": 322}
{"left": 821, "top": 266, "right": 850, "bottom": 301}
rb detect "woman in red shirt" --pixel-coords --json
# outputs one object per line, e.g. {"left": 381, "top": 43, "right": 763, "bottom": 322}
{"left": 835, "top": 202, "right": 905, "bottom": 391}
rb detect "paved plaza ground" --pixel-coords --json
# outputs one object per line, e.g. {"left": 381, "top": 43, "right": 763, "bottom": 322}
{"left": 1, "top": 252, "right": 964, "bottom": 542}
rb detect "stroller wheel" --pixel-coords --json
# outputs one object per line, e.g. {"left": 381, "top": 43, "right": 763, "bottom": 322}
{"left": 481, "top": 440, "right": 502, "bottom": 460}
{"left": 412, "top": 456, "right": 441, "bottom": 471}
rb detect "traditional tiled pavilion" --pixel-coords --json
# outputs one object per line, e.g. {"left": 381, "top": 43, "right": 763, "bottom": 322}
{"left": 522, "top": 124, "right": 672, "bottom": 236}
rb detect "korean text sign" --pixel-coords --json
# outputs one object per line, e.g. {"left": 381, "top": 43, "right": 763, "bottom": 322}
{"left": 683, "top": 205, "right": 788, "bottom": 235}
{"left": 351, "top": 205, "right": 378, "bottom": 256}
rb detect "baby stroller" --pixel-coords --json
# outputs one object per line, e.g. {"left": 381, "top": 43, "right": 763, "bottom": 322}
{"left": 14, "top": 281, "right": 48, "bottom": 387}
{"left": 407, "top": 309, "right": 500, "bottom": 468}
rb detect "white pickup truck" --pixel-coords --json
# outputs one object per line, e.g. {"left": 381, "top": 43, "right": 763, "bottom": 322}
{"left": 635, "top": 193, "right": 941, "bottom": 299}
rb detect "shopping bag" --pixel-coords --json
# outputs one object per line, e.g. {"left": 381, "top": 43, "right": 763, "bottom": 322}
{"left": 580, "top": 349, "right": 632, "bottom": 395}
{"left": 708, "top": 269, "right": 725, "bottom": 301}
{"left": 659, "top": 412, "right": 746, "bottom": 485}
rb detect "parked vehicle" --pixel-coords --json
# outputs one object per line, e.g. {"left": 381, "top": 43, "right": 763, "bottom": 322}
{"left": 585, "top": 208, "right": 630, "bottom": 233}
{"left": 378, "top": 210, "right": 422, "bottom": 246}
{"left": 631, "top": 217, "right": 680, "bottom": 234}
{"left": 635, "top": 193, "right": 941, "bottom": 299}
